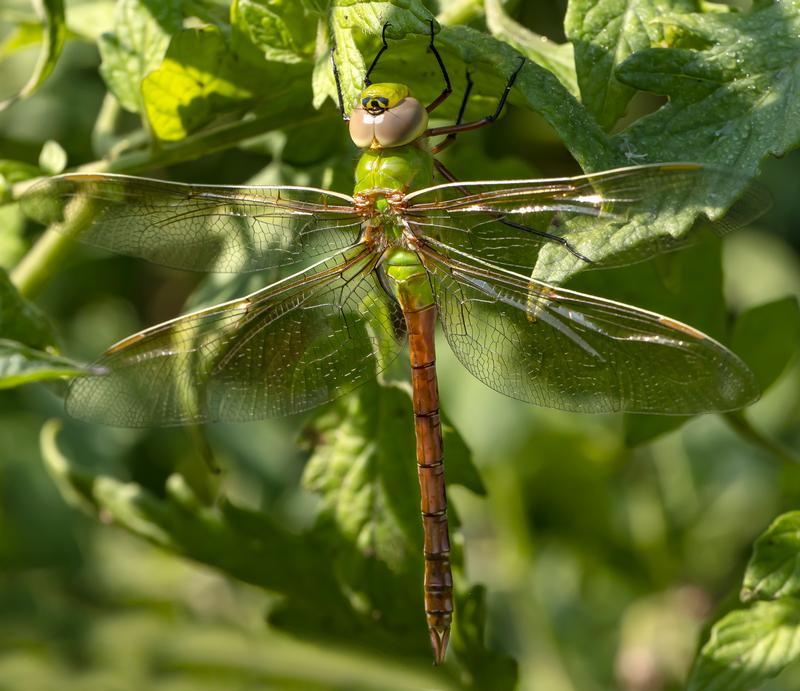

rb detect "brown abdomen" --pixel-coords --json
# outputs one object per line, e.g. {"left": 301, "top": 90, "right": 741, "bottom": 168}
{"left": 405, "top": 304, "right": 452, "bottom": 665}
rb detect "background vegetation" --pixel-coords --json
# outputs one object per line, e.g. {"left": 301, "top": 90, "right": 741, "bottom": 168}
{"left": 1, "top": 1, "right": 799, "bottom": 689}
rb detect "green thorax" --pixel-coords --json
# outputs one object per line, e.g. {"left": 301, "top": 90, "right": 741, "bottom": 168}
{"left": 353, "top": 144, "right": 434, "bottom": 196}
{"left": 354, "top": 144, "right": 435, "bottom": 310}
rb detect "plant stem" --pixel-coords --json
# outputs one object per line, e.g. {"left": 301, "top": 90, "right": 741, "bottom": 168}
{"left": 10, "top": 101, "right": 317, "bottom": 299}
{"left": 725, "top": 411, "right": 800, "bottom": 466}
{"left": 91, "top": 92, "right": 123, "bottom": 158}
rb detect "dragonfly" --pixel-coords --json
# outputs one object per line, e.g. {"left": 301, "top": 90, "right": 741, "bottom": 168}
{"left": 21, "top": 23, "right": 768, "bottom": 665}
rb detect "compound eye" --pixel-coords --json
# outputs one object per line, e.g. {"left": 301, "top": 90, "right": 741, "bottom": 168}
{"left": 348, "top": 106, "right": 375, "bottom": 148}
{"left": 373, "top": 97, "right": 429, "bottom": 148}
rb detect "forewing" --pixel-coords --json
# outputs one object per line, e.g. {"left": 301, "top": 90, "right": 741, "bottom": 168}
{"left": 21, "top": 173, "right": 363, "bottom": 272}
{"left": 405, "top": 163, "right": 770, "bottom": 278}
{"left": 67, "top": 247, "right": 404, "bottom": 426}
{"left": 420, "top": 245, "right": 758, "bottom": 414}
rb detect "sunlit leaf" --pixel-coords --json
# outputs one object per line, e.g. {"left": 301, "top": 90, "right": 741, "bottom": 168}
{"left": 141, "top": 27, "right": 258, "bottom": 140}
{"left": 485, "top": 0, "right": 578, "bottom": 97}
{"left": 142, "top": 26, "right": 310, "bottom": 140}
{"left": 688, "top": 600, "right": 800, "bottom": 691}
{"left": 614, "top": 3, "right": 800, "bottom": 167}
{"left": 742, "top": 511, "right": 800, "bottom": 603}
{"left": 231, "top": 0, "right": 318, "bottom": 64}
{"left": 98, "top": 0, "right": 183, "bottom": 113}
{"left": 316, "top": 0, "right": 435, "bottom": 110}
{"left": 565, "top": 0, "right": 695, "bottom": 128}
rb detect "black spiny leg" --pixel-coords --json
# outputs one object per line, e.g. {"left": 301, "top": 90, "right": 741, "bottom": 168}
{"left": 425, "top": 20, "right": 452, "bottom": 113}
{"left": 330, "top": 37, "right": 349, "bottom": 122}
{"left": 425, "top": 56, "right": 526, "bottom": 139}
{"left": 432, "top": 158, "right": 593, "bottom": 264}
{"left": 364, "top": 22, "right": 392, "bottom": 86}
{"left": 431, "top": 70, "right": 473, "bottom": 155}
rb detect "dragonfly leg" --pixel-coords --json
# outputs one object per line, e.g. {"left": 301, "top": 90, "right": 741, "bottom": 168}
{"left": 432, "top": 159, "right": 594, "bottom": 264}
{"left": 330, "top": 39, "right": 350, "bottom": 121}
{"left": 430, "top": 70, "right": 473, "bottom": 154}
{"left": 424, "top": 56, "right": 526, "bottom": 139}
{"left": 425, "top": 20, "right": 453, "bottom": 113}
{"left": 364, "top": 22, "right": 392, "bottom": 86}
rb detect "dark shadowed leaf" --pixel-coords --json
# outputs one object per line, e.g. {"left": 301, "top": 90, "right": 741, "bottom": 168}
{"left": 732, "top": 296, "right": 800, "bottom": 394}
{"left": 0, "top": 268, "right": 55, "bottom": 349}
{"left": 452, "top": 585, "right": 518, "bottom": 690}
{"left": 302, "top": 379, "right": 484, "bottom": 647}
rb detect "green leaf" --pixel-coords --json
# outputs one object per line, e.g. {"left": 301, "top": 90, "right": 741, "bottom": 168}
{"left": 37, "top": 139, "right": 67, "bottom": 175}
{"left": 452, "top": 586, "right": 518, "bottom": 690}
{"left": 142, "top": 26, "right": 310, "bottom": 141}
{"left": 434, "top": 25, "right": 614, "bottom": 171}
{"left": 732, "top": 297, "right": 800, "bottom": 394}
{"left": 532, "top": 3, "right": 797, "bottom": 286}
{"left": 231, "top": 0, "right": 318, "bottom": 64}
{"left": 565, "top": 0, "right": 695, "bottom": 128}
{"left": 688, "top": 600, "right": 800, "bottom": 691}
{"left": 303, "top": 379, "right": 483, "bottom": 604}
{"left": 0, "top": 0, "right": 67, "bottom": 112}
{"left": 300, "top": 378, "right": 485, "bottom": 655}
{"left": 742, "top": 511, "right": 800, "bottom": 603}
{"left": 303, "top": 381, "right": 422, "bottom": 578}
{"left": 318, "top": 1, "right": 436, "bottom": 110}
{"left": 485, "top": 0, "right": 578, "bottom": 98}
{"left": 0, "top": 338, "right": 86, "bottom": 389}
{"left": 0, "top": 267, "right": 55, "bottom": 349}
{"left": 39, "top": 419, "right": 334, "bottom": 600}
{"left": 322, "top": 10, "right": 611, "bottom": 169}
{"left": 614, "top": 4, "right": 800, "bottom": 167}
{"left": 141, "top": 27, "right": 262, "bottom": 141}
{"left": 37, "top": 413, "right": 493, "bottom": 673}
{"left": 98, "top": 0, "right": 183, "bottom": 113}
{"left": 581, "top": 236, "right": 726, "bottom": 445}
{"left": 624, "top": 414, "right": 688, "bottom": 447}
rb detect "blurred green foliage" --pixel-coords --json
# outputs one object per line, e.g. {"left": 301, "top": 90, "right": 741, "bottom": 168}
{"left": 1, "top": 1, "right": 799, "bottom": 690}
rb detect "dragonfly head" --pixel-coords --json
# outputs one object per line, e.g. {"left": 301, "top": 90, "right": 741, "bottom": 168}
{"left": 349, "top": 83, "right": 429, "bottom": 149}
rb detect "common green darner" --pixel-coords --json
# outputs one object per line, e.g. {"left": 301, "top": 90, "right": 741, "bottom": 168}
{"left": 20, "top": 23, "right": 768, "bottom": 665}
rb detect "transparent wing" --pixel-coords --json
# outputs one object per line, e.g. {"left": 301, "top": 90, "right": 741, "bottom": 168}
{"left": 21, "top": 173, "right": 363, "bottom": 273}
{"left": 67, "top": 246, "right": 404, "bottom": 426}
{"left": 405, "top": 163, "right": 770, "bottom": 274}
{"left": 419, "top": 243, "right": 758, "bottom": 414}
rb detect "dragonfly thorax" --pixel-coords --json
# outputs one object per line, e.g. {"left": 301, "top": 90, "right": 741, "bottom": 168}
{"left": 358, "top": 192, "right": 412, "bottom": 250}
